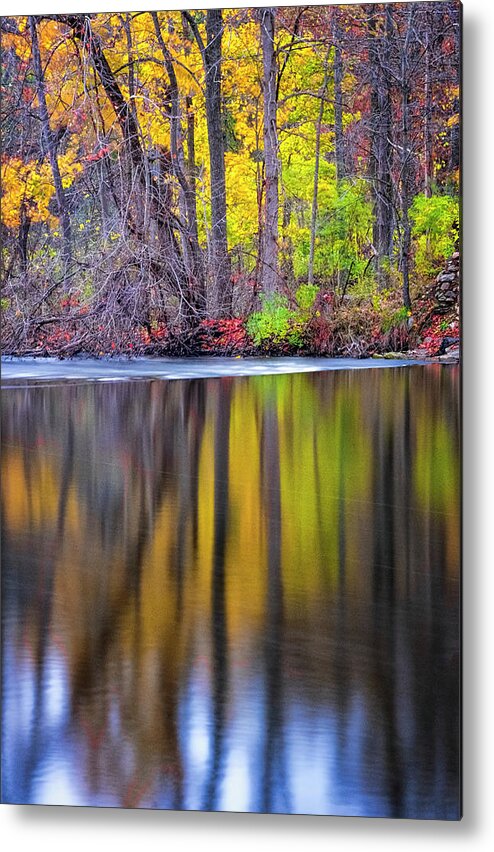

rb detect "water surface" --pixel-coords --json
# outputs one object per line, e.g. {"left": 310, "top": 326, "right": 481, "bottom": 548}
{"left": 1, "top": 366, "right": 460, "bottom": 817}
{"left": 1, "top": 354, "right": 426, "bottom": 384}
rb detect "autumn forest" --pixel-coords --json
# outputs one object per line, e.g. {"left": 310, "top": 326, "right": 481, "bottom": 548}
{"left": 0, "top": 4, "right": 461, "bottom": 357}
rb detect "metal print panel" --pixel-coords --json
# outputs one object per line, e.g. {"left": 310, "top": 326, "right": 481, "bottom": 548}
{"left": 1, "top": 4, "right": 461, "bottom": 819}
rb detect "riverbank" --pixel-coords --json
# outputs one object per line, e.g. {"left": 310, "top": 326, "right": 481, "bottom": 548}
{"left": 1, "top": 354, "right": 459, "bottom": 385}
{"left": 0, "top": 298, "right": 459, "bottom": 365}
{"left": 0, "top": 255, "right": 460, "bottom": 364}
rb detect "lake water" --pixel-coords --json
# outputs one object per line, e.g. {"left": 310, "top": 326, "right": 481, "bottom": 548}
{"left": 1, "top": 363, "right": 460, "bottom": 817}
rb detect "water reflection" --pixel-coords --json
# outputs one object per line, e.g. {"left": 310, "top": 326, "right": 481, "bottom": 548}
{"left": 1, "top": 367, "right": 460, "bottom": 817}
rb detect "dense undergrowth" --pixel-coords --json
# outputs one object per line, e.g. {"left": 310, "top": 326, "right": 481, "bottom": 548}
{"left": 1, "top": 268, "right": 459, "bottom": 360}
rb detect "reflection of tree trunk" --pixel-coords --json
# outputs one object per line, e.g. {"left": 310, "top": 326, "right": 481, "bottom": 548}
{"left": 25, "top": 412, "right": 74, "bottom": 799}
{"left": 72, "top": 498, "right": 146, "bottom": 701}
{"left": 188, "top": 381, "right": 207, "bottom": 557}
{"left": 204, "top": 380, "right": 231, "bottom": 810}
{"left": 172, "top": 382, "right": 205, "bottom": 608}
{"left": 371, "top": 414, "right": 404, "bottom": 816}
{"left": 158, "top": 625, "right": 184, "bottom": 810}
{"left": 260, "top": 398, "right": 288, "bottom": 812}
{"left": 337, "top": 404, "right": 346, "bottom": 594}
{"left": 402, "top": 374, "right": 412, "bottom": 599}
{"left": 333, "top": 395, "right": 351, "bottom": 778}
{"left": 70, "top": 413, "right": 171, "bottom": 701}
{"left": 25, "top": 558, "right": 56, "bottom": 801}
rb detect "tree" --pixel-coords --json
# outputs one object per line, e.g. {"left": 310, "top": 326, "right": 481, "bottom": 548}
{"left": 0, "top": 5, "right": 461, "bottom": 354}
{"left": 29, "top": 16, "right": 72, "bottom": 276}
{"left": 259, "top": 7, "right": 279, "bottom": 295}
{"left": 308, "top": 47, "right": 331, "bottom": 288}
{"left": 183, "top": 10, "right": 231, "bottom": 316}
{"left": 151, "top": 11, "right": 205, "bottom": 311}
{"left": 397, "top": 4, "right": 417, "bottom": 311}
{"left": 55, "top": 14, "right": 194, "bottom": 320}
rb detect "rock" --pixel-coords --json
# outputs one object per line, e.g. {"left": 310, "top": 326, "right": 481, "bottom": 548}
{"left": 439, "top": 345, "right": 460, "bottom": 362}
{"left": 438, "top": 335, "right": 460, "bottom": 354}
{"left": 446, "top": 344, "right": 460, "bottom": 357}
{"left": 438, "top": 272, "right": 456, "bottom": 283}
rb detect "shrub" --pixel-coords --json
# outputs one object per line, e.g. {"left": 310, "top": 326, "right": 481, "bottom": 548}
{"left": 410, "top": 193, "right": 459, "bottom": 278}
{"left": 246, "top": 293, "right": 304, "bottom": 348}
{"left": 246, "top": 286, "right": 321, "bottom": 350}
{"left": 295, "top": 283, "right": 319, "bottom": 311}
{"left": 199, "top": 318, "right": 247, "bottom": 353}
{"left": 381, "top": 305, "right": 410, "bottom": 333}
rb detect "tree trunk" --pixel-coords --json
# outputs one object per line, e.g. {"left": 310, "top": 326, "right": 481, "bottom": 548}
{"left": 185, "top": 96, "right": 203, "bottom": 295}
{"left": 151, "top": 12, "right": 205, "bottom": 312}
{"left": 280, "top": 197, "right": 294, "bottom": 285}
{"left": 383, "top": 5, "right": 395, "bottom": 265}
{"left": 182, "top": 10, "right": 231, "bottom": 316}
{"left": 308, "top": 49, "right": 331, "bottom": 288}
{"left": 121, "top": 13, "right": 137, "bottom": 124}
{"left": 400, "top": 7, "right": 416, "bottom": 311}
{"left": 369, "top": 6, "right": 394, "bottom": 289}
{"left": 333, "top": 19, "right": 346, "bottom": 182}
{"left": 204, "top": 10, "right": 231, "bottom": 315}
{"left": 333, "top": 19, "right": 345, "bottom": 292}
{"left": 61, "top": 14, "right": 185, "bottom": 300}
{"left": 448, "top": 21, "right": 461, "bottom": 175}
{"left": 260, "top": 8, "right": 279, "bottom": 296}
{"left": 18, "top": 205, "right": 31, "bottom": 273}
{"left": 423, "top": 5, "right": 434, "bottom": 197}
{"left": 29, "top": 16, "right": 71, "bottom": 276}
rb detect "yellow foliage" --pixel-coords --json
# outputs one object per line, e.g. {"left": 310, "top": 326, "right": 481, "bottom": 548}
{"left": 1, "top": 152, "right": 82, "bottom": 230}
{"left": 1, "top": 7, "right": 459, "bottom": 261}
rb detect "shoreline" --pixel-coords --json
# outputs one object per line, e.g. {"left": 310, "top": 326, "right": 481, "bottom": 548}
{"left": 1, "top": 354, "right": 458, "bottom": 385}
